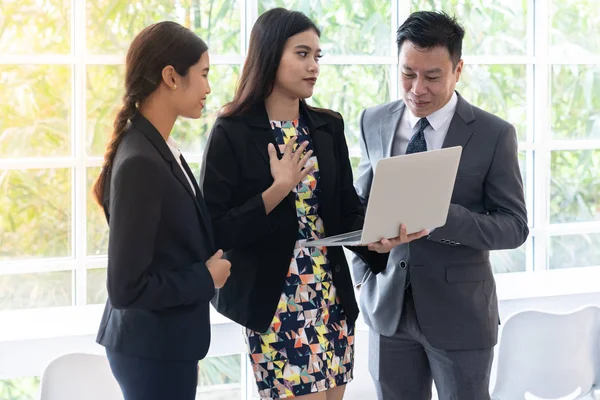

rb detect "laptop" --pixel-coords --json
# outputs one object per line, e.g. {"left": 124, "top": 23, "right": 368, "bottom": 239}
{"left": 304, "top": 146, "right": 462, "bottom": 247}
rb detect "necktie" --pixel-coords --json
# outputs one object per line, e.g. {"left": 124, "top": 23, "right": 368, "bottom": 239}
{"left": 404, "top": 117, "right": 429, "bottom": 292}
{"left": 406, "top": 118, "right": 429, "bottom": 154}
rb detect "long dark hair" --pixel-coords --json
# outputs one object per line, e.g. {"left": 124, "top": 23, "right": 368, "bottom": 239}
{"left": 221, "top": 8, "right": 320, "bottom": 118}
{"left": 92, "top": 21, "right": 208, "bottom": 206}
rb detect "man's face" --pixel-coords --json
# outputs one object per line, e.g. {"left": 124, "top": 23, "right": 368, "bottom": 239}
{"left": 398, "top": 40, "right": 463, "bottom": 117}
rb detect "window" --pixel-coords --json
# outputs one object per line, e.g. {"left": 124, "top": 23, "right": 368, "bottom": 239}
{"left": 2, "top": 0, "right": 599, "bottom": 305}
{"left": 1, "top": 0, "right": 599, "bottom": 397}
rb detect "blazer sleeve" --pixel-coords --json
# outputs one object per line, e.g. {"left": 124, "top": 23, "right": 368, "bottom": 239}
{"left": 427, "top": 124, "right": 529, "bottom": 250}
{"left": 106, "top": 155, "right": 216, "bottom": 310}
{"left": 333, "top": 113, "right": 388, "bottom": 274}
{"left": 200, "top": 122, "right": 276, "bottom": 251}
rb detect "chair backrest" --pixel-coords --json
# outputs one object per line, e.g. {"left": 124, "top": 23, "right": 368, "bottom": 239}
{"left": 492, "top": 306, "right": 600, "bottom": 400}
{"left": 524, "top": 387, "right": 586, "bottom": 400}
{"left": 39, "top": 353, "right": 123, "bottom": 400}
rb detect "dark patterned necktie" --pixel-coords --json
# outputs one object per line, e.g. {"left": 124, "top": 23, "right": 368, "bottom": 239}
{"left": 404, "top": 117, "right": 429, "bottom": 292}
{"left": 406, "top": 118, "right": 429, "bottom": 154}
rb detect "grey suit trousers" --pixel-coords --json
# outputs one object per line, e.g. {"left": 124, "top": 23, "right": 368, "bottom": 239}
{"left": 368, "top": 289, "right": 494, "bottom": 400}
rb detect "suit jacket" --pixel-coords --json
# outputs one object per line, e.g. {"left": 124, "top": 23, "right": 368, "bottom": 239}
{"left": 352, "top": 92, "right": 529, "bottom": 350}
{"left": 96, "top": 112, "right": 217, "bottom": 361}
{"left": 200, "top": 101, "right": 389, "bottom": 333}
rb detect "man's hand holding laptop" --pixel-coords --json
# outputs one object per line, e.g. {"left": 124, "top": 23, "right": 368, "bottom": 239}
{"left": 366, "top": 224, "right": 429, "bottom": 253}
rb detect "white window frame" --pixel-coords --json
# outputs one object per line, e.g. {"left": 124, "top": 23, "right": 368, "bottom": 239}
{"left": 1, "top": 1, "right": 600, "bottom": 392}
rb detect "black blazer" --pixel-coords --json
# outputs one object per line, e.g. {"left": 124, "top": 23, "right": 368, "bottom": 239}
{"left": 96, "top": 113, "right": 217, "bottom": 361}
{"left": 200, "top": 101, "right": 388, "bottom": 333}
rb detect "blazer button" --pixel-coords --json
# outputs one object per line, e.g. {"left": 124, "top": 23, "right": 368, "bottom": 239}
{"left": 399, "top": 261, "right": 407, "bottom": 269}
{"left": 334, "top": 264, "right": 341, "bottom": 273}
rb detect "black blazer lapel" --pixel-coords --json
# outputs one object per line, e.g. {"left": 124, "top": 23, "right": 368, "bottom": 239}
{"left": 131, "top": 113, "right": 214, "bottom": 239}
{"left": 302, "top": 105, "right": 336, "bottom": 217}
{"left": 246, "top": 103, "right": 296, "bottom": 210}
{"left": 243, "top": 102, "right": 338, "bottom": 212}
{"left": 246, "top": 103, "right": 277, "bottom": 166}
{"left": 179, "top": 155, "right": 216, "bottom": 250}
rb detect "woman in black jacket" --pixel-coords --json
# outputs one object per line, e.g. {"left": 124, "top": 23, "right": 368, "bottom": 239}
{"left": 201, "top": 8, "right": 426, "bottom": 400}
{"left": 93, "top": 22, "right": 231, "bottom": 400}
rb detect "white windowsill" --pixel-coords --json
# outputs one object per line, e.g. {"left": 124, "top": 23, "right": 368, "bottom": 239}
{"left": 494, "top": 266, "right": 600, "bottom": 301}
{"left": 0, "top": 304, "right": 233, "bottom": 344}
{"left": 1, "top": 267, "right": 600, "bottom": 345}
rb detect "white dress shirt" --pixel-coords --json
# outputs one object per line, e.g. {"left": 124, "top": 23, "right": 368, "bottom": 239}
{"left": 392, "top": 91, "right": 458, "bottom": 157}
{"left": 166, "top": 136, "right": 196, "bottom": 195}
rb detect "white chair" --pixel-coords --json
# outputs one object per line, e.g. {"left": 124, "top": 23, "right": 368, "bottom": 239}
{"left": 492, "top": 306, "right": 600, "bottom": 400}
{"left": 39, "top": 353, "right": 123, "bottom": 400}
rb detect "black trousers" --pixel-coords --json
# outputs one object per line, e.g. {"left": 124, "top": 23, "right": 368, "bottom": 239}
{"left": 106, "top": 348, "right": 199, "bottom": 400}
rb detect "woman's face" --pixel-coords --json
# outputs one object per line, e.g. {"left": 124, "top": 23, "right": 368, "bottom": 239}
{"left": 171, "top": 51, "right": 212, "bottom": 119}
{"left": 273, "top": 29, "right": 321, "bottom": 100}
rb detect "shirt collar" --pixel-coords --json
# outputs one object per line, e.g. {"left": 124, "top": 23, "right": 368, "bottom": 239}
{"left": 407, "top": 91, "right": 458, "bottom": 131}
{"left": 165, "top": 136, "right": 181, "bottom": 158}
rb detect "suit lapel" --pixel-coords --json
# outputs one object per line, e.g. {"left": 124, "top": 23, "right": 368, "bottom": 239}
{"left": 303, "top": 107, "right": 334, "bottom": 214}
{"left": 246, "top": 102, "right": 277, "bottom": 166}
{"left": 380, "top": 101, "right": 404, "bottom": 158}
{"left": 442, "top": 92, "right": 475, "bottom": 149}
{"left": 179, "top": 155, "right": 216, "bottom": 249}
{"left": 131, "top": 113, "right": 214, "bottom": 240}
{"left": 246, "top": 103, "right": 296, "bottom": 209}
{"left": 169, "top": 159, "right": 197, "bottom": 202}
{"left": 247, "top": 102, "right": 334, "bottom": 212}
{"left": 251, "top": 127, "right": 277, "bottom": 167}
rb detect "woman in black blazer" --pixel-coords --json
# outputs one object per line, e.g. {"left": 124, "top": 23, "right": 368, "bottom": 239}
{"left": 92, "top": 22, "right": 231, "bottom": 400}
{"left": 201, "top": 8, "right": 426, "bottom": 400}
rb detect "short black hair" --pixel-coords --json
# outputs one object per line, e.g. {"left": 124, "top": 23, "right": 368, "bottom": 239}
{"left": 396, "top": 11, "right": 465, "bottom": 68}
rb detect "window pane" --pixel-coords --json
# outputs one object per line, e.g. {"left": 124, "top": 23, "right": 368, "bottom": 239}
{"left": 0, "top": 168, "right": 72, "bottom": 260}
{"left": 550, "top": 150, "right": 600, "bottom": 224}
{"left": 518, "top": 151, "right": 531, "bottom": 224}
{"left": 0, "top": 1, "right": 70, "bottom": 54}
{"left": 551, "top": 65, "right": 600, "bottom": 140}
{"left": 0, "top": 271, "right": 72, "bottom": 311}
{"left": 87, "top": 65, "right": 239, "bottom": 157}
{"left": 198, "top": 354, "right": 241, "bottom": 396}
{"left": 0, "top": 65, "right": 71, "bottom": 158}
{"left": 549, "top": 233, "right": 600, "bottom": 269}
{"left": 309, "top": 65, "right": 392, "bottom": 148}
{"left": 86, "top": 65, "right": 123, "bottom": 157}
{"left": 87, "top": 268, "right": 107, "bottom": 305}
{"left": 86, "top": 0, "right": 241, "bottom": 55}
{"left": 411, "top": 0, "right": 528, "bottom": 56}
{"left": 349, "top": 157, "right": 361, "bottom": 178}
{"left": 176, "top": 65, "right": 240, "bottom": 154}
{"left": 258, "top": 0, "right": 392, "bottom": 56}
{"left": 87, "top": 167, "right": 109, "bottom": 256}
{"left": 0, "top": 377, "right": 40, "bottom": 400}
{"left": 198, "top": 354, "right": 241, "bottom": 385}
{"left": 458, "top": 65, "right": 527, "bottom": 141}
{"left": 491, "top": 243, "right": 526, "bottom": 273}
{"left": 551, "top": 0, "right": 600, "bottom": 57}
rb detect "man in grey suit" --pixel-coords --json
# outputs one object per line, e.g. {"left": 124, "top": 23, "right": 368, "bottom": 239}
{"left": 351, "top": 11, "right": 529, "bottom": 400}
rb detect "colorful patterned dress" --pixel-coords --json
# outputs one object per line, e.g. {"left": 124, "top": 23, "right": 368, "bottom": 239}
{"left": 245, "top": 115, "right": 355, "bottom": 399}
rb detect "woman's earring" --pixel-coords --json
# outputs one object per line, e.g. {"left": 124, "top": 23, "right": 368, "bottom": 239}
{"left": 173, "top": 84, "right": 178, "bottom": 90}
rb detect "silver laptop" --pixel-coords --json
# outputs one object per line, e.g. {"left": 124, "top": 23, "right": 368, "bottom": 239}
{"left": 304, "top": 146, "right": 462, "bottom": 247}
